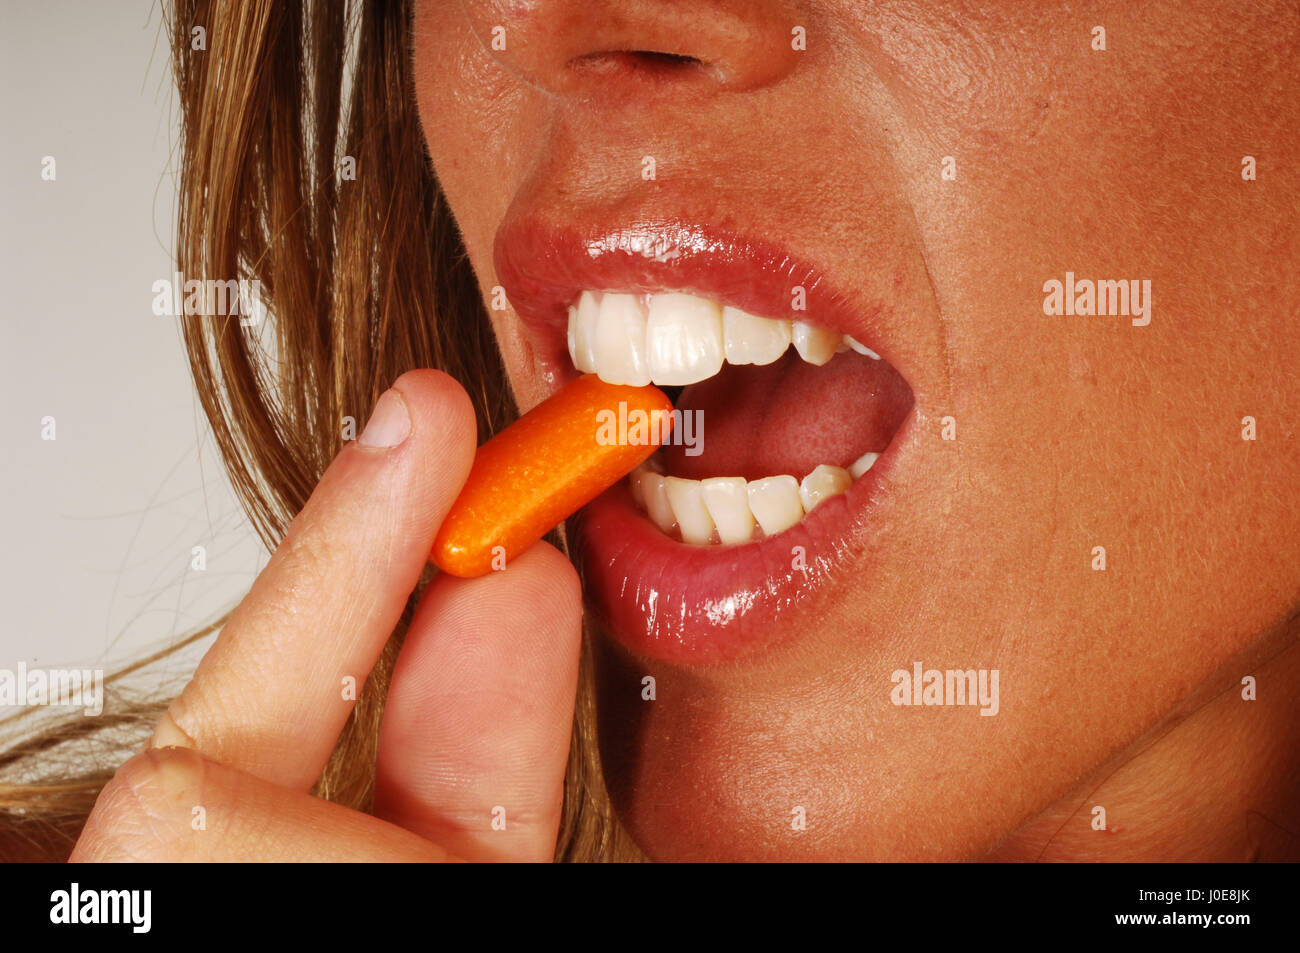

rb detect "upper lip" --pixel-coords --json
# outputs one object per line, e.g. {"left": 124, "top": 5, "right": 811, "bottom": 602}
{"left": 493, "top": 219, "right": 914, "bottom": 395}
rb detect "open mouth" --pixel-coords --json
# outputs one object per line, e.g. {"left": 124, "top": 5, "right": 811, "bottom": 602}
{"left": 495, "top": 221, "right": 920, "bottom": 664}
{"left": 566, "top": 290, "right": 913, "bottom": 546}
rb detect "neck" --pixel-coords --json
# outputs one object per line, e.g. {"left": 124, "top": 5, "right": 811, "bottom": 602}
{"left": 985, "top": 623, "right": 1300, "bottom": 861}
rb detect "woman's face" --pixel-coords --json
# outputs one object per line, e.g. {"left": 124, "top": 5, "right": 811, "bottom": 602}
{"left": 412, "top": 1, "right": 1299, "bottom": 859}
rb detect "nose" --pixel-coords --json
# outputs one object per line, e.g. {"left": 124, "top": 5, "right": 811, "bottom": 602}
{"left": 459, "top": 0, "right": 804, "bottom": 95}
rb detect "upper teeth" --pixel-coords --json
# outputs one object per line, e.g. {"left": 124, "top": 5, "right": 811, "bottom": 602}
{"left": 567, "top": 290, "right": 879, "bottom": 386}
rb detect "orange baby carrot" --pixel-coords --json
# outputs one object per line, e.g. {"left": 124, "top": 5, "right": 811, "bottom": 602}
{"left": 432, "top": 374, "right": 674, "bottom": 577}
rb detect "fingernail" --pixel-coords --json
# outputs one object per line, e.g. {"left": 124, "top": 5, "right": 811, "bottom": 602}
{"left": 358, "top": 389, "right": 411, "bottom": 448}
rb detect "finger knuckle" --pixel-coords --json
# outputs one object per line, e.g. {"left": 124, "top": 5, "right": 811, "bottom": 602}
{"left": 274, "top": 515, "right": 339, "bottom": 598}
{"left": 74, "top": 748, "right": 210, "bottom": 861}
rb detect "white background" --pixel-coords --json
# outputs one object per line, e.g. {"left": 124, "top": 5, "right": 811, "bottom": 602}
{"left": 1, "top": 2, "right": 266, "bottom": 678}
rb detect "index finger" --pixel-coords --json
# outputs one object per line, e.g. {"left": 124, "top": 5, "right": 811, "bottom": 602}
{"left": 150, "top": 369, "right": 476, "bottom": 791}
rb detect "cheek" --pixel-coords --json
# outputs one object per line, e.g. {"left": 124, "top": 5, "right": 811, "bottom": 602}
{"left": 412, "top": 2, "right": 520, "bottom": 212}
{"left": 867, "top": 0, "right": 1300, "bottom": 648}
{"left": 411, "top": 2, "right": 552, "bottom": 405}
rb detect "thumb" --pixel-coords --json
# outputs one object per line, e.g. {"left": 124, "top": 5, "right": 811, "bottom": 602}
{"left": 373, "top": 542, "right": 584, "bottom": 861}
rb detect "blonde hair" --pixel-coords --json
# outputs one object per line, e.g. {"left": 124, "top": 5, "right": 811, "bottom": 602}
{"left": 0, "top": 0, "right": 636, "bottom": 862}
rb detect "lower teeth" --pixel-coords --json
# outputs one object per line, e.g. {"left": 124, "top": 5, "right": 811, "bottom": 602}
{"left": 630, "top": 449, "right": 881, "bottom": 545}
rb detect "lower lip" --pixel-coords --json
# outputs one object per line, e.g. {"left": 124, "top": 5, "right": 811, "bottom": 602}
{"left": 569, "top": 423, "right": 909, "bottom": 665}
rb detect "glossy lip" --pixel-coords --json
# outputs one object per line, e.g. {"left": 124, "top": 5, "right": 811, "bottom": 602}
{"left": 569, "top": 426, "right": 910, "bottom": 664}
{"left": 493, "top": 219, "right": 920, "bottom": 665}
{"left": 494, "top": 221, "right": 919, "bottom": 394}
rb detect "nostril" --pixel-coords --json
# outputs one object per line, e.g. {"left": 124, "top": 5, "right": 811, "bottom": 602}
{"left": 462, "top": 1, "right": 801, "bottom": 96}
{"left": 569, "top": 49, "right": 708, "bottom": 80}
{"left": 628, "top": 50, "right": 702, "bottom": 68}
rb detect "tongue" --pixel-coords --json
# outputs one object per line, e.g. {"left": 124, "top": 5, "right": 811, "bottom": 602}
{"left": 660, "top": 351, "right": 914, "bottom": 481}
